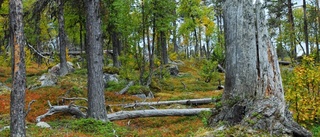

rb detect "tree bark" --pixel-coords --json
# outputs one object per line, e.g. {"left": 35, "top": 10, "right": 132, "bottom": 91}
{"left": 209, "top": 1, "right": 311, "bottom": 136}
{"left": 108, "top": 108, "right": 211, "bottom": 121}
{"left": 287, "top": 0, "right": 296, "bottom": 60}
{"left": 9, "top": 0, "right": 26, "bottom": 136}
{"left": 303, "top": 0, "right": 309, "bottom": 55}
{"left": 85, "top": 0, "right": 108, "bottom": 122}
{"left": 58, "top": 0, "right": 68, "bottom": 76}
{"left": 160, "top": 31, "right": 168, "bottom": 65}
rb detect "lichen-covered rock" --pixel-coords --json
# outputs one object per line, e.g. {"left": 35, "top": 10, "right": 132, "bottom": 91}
{"left": 39, "top": 73, "right": 58, "bottom": 87}
{"left": 103, "top": 73, "right": 119, "bottom": 87}
{"left": 48, "top": 62, "right": 75, "bottom": 76}
{"left": 36, "top": 122, "right": 51, "bottom": 128}
{"left": 0, "top": 82, "right": 11, "bottom": 94}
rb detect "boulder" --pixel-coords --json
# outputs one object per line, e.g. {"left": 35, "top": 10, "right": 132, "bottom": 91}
{"left": 48, "top": 62, "right": 75, "bottom": 76}
{"left": 0, "top": 82, "right": 11, "bottom": 94}
{"left": 103, "top": 73, "right": 119, "bottom": 86}
{"left": 167, "top": 64, "right": 179, "bottom": 76}
{"left": 39, "top": 73, "right": 58, "bottom": 87}
{"left": 36, "top": 122, "right": 51, "bottom": 128}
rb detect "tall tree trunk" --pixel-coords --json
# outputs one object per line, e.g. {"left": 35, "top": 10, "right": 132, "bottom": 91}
{"left": 209, "top": 1, "right": 311, "bottom": 136}
{"left": 111, "top": 30, "right": 120, "bottom": 68}
{"left": 193, "top": 28, "right": 199, "bottom": 57}
{"left": 10, "top": 0, "right": 26, "bottom": 136}
{"left": 160, "top": 31, "right": 168, "bottom": 65}
{"left": 85, "top": 0, "right": 108, "bottom": 121}
{"left": 287, "top": 0, "right": 296, "bottom": 60}
{"left": 303, "top": 0, "right": 309, "bottom": 55}
{"left": 58, "top": 0, "right": 68, "bottom": 76}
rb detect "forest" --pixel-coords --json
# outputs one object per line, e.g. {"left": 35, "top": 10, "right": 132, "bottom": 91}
{"left": 0, "top": 0, "right": 319, "bottom": 136}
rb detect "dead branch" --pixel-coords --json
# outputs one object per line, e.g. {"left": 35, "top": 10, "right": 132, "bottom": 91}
{"left": 110, "top": 98, "right": 218, "bottom": 108}
{"left": 25, "top": 100, "right": 36, "bottom": 118}
{"left": 36, "top": 100, "right": 86, "bottom": 122}
{"left": 27, "top": 43, "right": 53, "bottom": 62}
{"left": 118, "top": 81, "right": 134, "bottom": 95}
{"left": 107, "top": 108, "right": 211, "bottom": 121}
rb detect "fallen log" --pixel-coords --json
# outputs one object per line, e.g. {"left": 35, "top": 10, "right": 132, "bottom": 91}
{"left": 36, "top": 101, "right": 86, "bottom": 122}
{"left": 110, "top": 98, "right": 218, "bottom": 108}
{"left": 107, "top": 108, "right": 211, "bottom": 121}
{"left": 118, "top": 81, "right": 134, "bottom": 95}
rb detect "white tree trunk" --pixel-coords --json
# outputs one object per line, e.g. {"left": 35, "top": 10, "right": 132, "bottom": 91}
{"left": 209, "top": 1, "right": 311, "bottom": 136}
{"left": 108, "top": 108, "right": 211, "bottom": 121}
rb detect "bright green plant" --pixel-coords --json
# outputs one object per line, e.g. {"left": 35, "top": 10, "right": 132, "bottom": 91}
{"left": 70, "top": 118, "right": 128, "bottom": 136}
{"left": 199, "top": 60, "right": 220, "bottom": 83}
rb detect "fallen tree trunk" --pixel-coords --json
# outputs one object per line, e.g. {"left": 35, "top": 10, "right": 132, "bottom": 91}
{"left": 36, "top": 101, "right": 86, "bottom": 122}
{"left": 110, "top": 98, "right": 218, "bottom": 108}
{"left": 118, "top": 81, "right": 134, "bottom": 95}
{"left": 108, "top": 108, "right": 211, "bottom": 121}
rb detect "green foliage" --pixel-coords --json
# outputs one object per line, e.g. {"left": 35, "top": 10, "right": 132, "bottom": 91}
{"left": 73, "top": 69, "right": 87, "bottom": 75}
{"left": 312, "top": 125, "right": 320, "bottom": 137}
{"left": 0, "top": 48, "right": 11, "bottom": 67}
{"left": 103, "top": 66, "right": 119, "bottom": 74}
{"left": 212, "top": 44, "right": 225, "bottom": 64}
{"left": 198, "top": 110, "right": 212, "bottom": 126}
{"left": 105, "top": 81, "right": 126, "bottom": 91}
{"left": 283, "top": 56, "right": 320, "bottom": 126}
{"left": 70, "top": 118, "right": 128, "bottom": 136}
{"left": 118, "top": 55, "right": 138, "bottom": 80}
{"left": 199, "top": 60, "right": 220, "bottom": 83}
{"left": 128, "top": 85, "right": 150, "bottom": 94}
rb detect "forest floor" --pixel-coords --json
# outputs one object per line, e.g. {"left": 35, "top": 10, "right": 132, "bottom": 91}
{"left": 0, "top": 59, "right": 319, "bottom": 136}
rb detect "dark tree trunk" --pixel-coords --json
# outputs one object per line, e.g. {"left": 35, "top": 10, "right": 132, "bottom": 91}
{"left": 209, "top": 1, "right": 311, "bottom": 136}
{"left": 58, "top": 0, "right": 68, "bottom": 76}
{"left": 287, "top": 0, "right": 296, "bottom": 60}
{"left": 160, "top": 31, "right": 168, "bottom": 65}
{"left": 193, "top": 28, "right": 199, "bottom": 57}
{"left": 303, "top": 0, "right": 309, "bottom": 55}
{"left": 85, "top": 0, "right": 108, "bottom": 121}
{"left": 9, "top": 0, "right": 26, "bottom": 136}
{"left": 111, "top": 30, "right": 121, "bottom": 68}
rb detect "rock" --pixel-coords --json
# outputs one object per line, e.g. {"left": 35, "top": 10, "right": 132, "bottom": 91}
{"left": 134, "top": 93, "right": 147, "bottom": 99}
{"left": 0, "top": 126, "right": 10, "bottom": 132}
{"left": 36, "top": 122, "right": 51, "bottom": 128}
{"left": 48, "top": 62, "right": 75, "bottom": 76}
{"left": 0, "top": 82, "right": 11, "bottom": 94}
{"left": 39, "top": 73, "right": 58, "bottom": 87}
{"left": 167, "top": 64, "right": 179, "bottom": 76}
{"left": 103, "top": 73, "right": 119, "bottom": 87}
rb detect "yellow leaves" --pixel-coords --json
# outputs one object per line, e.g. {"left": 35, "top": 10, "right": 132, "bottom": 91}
{"left": 284, "top": 57, "right": 320, "bottom": 126}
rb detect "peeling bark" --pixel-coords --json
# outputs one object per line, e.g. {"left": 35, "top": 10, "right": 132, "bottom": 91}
{"left": 209, "top": 1, "right": 311, "bottom": 136}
